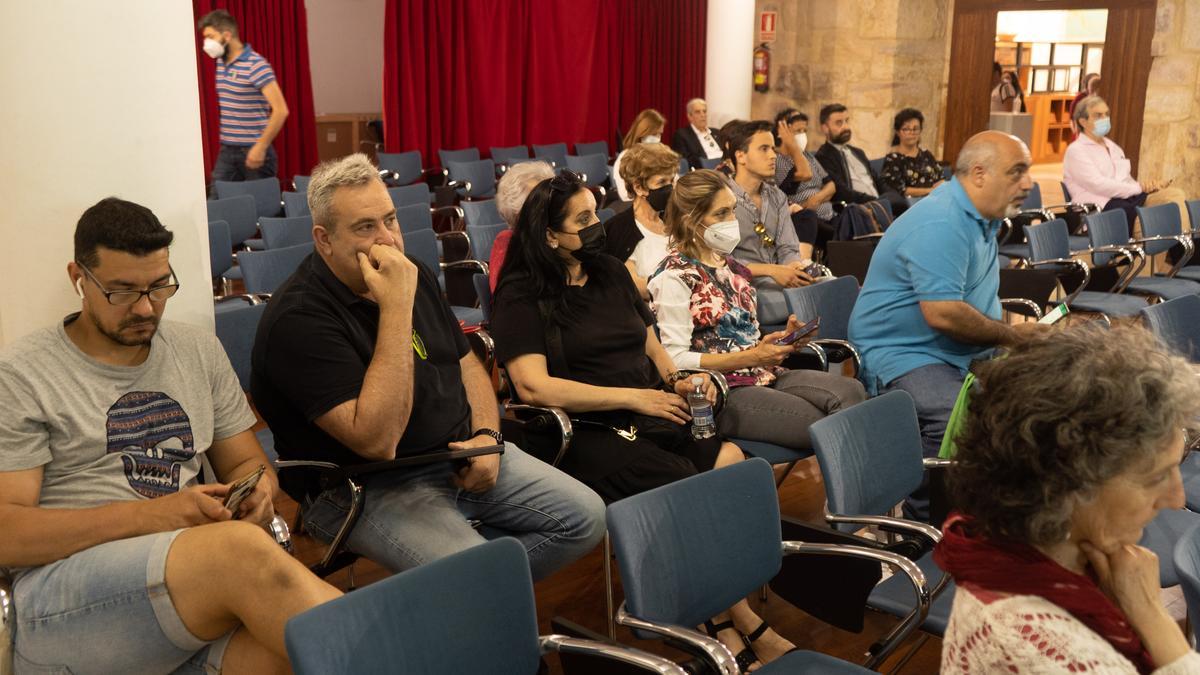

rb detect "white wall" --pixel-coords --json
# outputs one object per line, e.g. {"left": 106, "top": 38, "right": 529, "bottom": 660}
{"left": 0, "top": 0, "right": 214, "bottom": 345}
{"left": 705, "top": 0, "right": 755, "bottom": 129}
{"left": 306, "top": 0, "right": 385, "bottom": 115}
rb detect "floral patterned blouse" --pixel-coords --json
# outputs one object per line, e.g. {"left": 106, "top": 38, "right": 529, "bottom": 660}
{"left": 881, "top": 148, "right": 942, "bottom": 194}
{"left": 646, "top": 250, "right": 780, "bottom": 386}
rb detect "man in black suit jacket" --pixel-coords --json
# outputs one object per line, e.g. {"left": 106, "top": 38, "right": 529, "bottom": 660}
{"left": 670, "top": 98, "right": 724, "bottom": 171}
{"left": 814, "top": 103, "right": 908, "bottom": 217}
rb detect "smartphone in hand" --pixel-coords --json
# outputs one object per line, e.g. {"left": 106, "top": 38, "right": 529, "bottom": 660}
{"left": 776, "top": 317, "right": 821, "bottom": 345}
{"left": 223, "top": 464, "right": 266, "bottom": 517}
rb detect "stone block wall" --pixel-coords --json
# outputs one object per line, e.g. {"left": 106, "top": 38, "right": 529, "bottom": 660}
{"left": 751, "top": 0, "right": 953, "bottom": 161}
{"left": 1140, "top": 0, "right": 1200, "bottom": 199}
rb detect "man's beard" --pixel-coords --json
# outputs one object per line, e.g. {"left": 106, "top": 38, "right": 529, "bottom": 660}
{"left": 93, "top": 313, "right": 159, "bottom": 347}
{"left": 834, "top": 130, "right": 852, "bottom": 144}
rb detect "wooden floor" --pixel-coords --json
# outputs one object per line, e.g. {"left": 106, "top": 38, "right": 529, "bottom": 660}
{"left": 277, "top": 455, "right": 944, "bottom": 674}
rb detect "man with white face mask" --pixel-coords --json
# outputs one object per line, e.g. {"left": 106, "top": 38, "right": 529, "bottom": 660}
{"left": 197, "top": 9, "right": 289, "bottom": 183}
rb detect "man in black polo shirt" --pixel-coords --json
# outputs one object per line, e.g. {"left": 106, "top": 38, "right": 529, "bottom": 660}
{"left": 250, "top": 153, "right": 605, "bottom": 579}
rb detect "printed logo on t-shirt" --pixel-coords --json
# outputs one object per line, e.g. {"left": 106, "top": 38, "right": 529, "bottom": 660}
{"left": 106, "top": 391, "right": 195, "bottom": 498}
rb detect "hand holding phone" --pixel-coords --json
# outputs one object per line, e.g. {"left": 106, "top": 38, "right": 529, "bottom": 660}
{"left": 223, "top": 464, "right": 266, "bottom": 518}
{"left": 776, "top": 317, "right": 820, "bottom": 345}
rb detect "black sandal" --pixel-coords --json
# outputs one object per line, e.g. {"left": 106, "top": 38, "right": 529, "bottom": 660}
{"left": 702, "top": 620, "right": 760, "bottom": 673}
{"left": 745, "top": 620, "right": 800, "bottom": 660}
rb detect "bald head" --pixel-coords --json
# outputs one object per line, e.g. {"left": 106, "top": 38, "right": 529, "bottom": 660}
{"left": 955, "top": 131, "right": 1033, "bottom": 220}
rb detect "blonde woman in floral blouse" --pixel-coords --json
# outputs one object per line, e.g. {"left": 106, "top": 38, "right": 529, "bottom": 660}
{"left": 647, "top": 170, "right": 866, "bottom": 452}
{"left": 881, "top": 108, "right": 944, "bottom": 199}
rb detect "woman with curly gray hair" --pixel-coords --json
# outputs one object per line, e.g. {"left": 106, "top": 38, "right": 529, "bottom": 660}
{"left": 936, "top": 323, "right": 1200, "bottom": 674}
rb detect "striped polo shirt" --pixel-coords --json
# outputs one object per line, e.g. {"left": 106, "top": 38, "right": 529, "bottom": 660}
{"left": 215, "top": 45, "right": 276, "bottom": 147}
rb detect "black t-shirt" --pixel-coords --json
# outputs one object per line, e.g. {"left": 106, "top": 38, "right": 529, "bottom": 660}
{"left": 490, "top": 254, "right": 659, "bottom": 390}
{"left": 250, "top": 253, "right": 472, "bottom": 474}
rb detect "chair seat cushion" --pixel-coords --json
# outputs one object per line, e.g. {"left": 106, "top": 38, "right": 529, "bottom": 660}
{"left": 1070, "top": 291, "right": 1148, "bottom": 316}
{"left": 998, "top": 244, "right": 1030, "bottom": 260}
{"left": 759, "top": 650, "right": 872, "bottom": 673}
{"left": 245, "top": 237, "right": 266, "bottom": 251}
{"left": 452, "top": 305, "right": 484, "bottom": 326}
{"left": 1140, "top": 508, "right": 1200, "bottom": 587}
{"left": 225, "top": 266, "right": 244, "bottom": 280}
{"left": 731, "top": 438, "right": 812, "bottom": 466}
{"left": 1126, "top": 276, "right": 1200, "bottom": 300}
{"left": 867, "top": 551, "right": 954, "bottom": 635}
{"left": 1173, "top": 267, "right": 1200, "bottom": 283}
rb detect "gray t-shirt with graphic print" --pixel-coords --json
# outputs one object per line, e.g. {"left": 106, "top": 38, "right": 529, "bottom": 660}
{"left": 0, "top": 316, "right": 256, "bottom": 510}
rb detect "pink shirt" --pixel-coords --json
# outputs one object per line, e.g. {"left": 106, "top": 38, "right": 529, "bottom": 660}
{"left": 1062, "top": 134, "right": 1142, "bottom": 208}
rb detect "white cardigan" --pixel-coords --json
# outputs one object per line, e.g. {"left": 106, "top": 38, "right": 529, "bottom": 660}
{"left": 941, "top": 586, "right": 1200, "bottom": 674}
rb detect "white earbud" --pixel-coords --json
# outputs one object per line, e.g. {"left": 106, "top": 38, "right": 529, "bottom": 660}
{"left": 75, "top": 278, "right": 84, "bottom": 298}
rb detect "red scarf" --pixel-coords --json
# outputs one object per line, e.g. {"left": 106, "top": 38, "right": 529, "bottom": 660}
{"left": 934, "top": 513, "right": 1154, "bottom": 673}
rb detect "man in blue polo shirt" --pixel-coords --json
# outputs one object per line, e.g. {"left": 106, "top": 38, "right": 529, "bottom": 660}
{"left": 850, "top": 131, "right": 1043, "bottom": 462}
{"left": 198, "top": 10, "right": 289, "bottom": 182}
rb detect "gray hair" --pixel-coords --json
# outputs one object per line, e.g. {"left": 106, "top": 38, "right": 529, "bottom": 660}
{"left": 307, "top": 153, "right": 383, "bottom": 228}
{"left": 495, "top": 161, "right": 555, "bottom": 227}
{"left": 686, "top": 98, "right": 706, "bottom": 115}
{"left": 949, "top": 322, "right": 1200, "bottom": 546}
{"left": 1072, "top": 95, "right": 1106, "bottom": 128}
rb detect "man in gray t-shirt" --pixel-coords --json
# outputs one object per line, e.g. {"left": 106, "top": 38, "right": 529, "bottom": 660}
{"left": 0, "top": 198, "right": 338, "bottom": 673}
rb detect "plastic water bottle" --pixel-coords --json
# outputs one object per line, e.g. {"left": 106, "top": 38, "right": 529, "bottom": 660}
{"left": 688, "top": 376, "right": 716, "bottom": 440}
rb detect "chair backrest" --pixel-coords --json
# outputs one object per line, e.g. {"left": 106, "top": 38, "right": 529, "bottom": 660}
{"left": 467, "top": 222, "right": 507, "bottom": 263}
{"left": 402, "top": 228, "right": 441, "bottom": 272}
{"left": 698, "top": 157, "right": 723, "bottom": 170}
{"left": 282, "top": 191, "right": 310, "bottom": 218}
{"left": 238, "top": 243, "right": 313, "bottom": 294}
{"left": 214, "top": 177, "right": 282, "bottom": 219}
{"left": 597, "top": 207, "right": 616, "bottom": 224}
{"left": 1187, "top": 200, "right": 1200, "bottom": 236}
{"left": 532, "top": 142, "right": 568, "bottom": 168}
{"left": 1060, "top": 181, "right": 1073, "bottom": 202}
{"left": 473, "top": 272, "right": 493, "bottom": 321}
{"left": 1024, "top": 218, "right": 1073, "bottom": 263}
{"left": 207, "top": 195, "right": 259, "bottom": 246}
{"left": 564, "top": 154, "right": 609, "bottom": 188}
{"left": 809, "top": 390, "right": 925, "bottom": 529}
{"left": 378, "top": 150, "right": 425, "bottom": 185}
{"left": 214, "top": 301, "right": 267, "bottom": 390}
{"left": 447, "top": 159, "right": 497, "bottom": 199}
{"left": 1137, "top": 202, "right": 1185, "bottom": 256}
{"left": 292, "top": 175, "right": 311, "bottom": 194}
{"left": 285, "top": 538, "right": 542, "bottom": 675}
{"left": 824, "top": 240, "right": 875, "bottom": 285}
{"left": 869, "top": 158, "right": 884, "bottom": 176}
{"left": 575, "top": 140, "right": 608, "bottom": 158}
{"left": 396, "top": 203, "right": 435, "bottom": 234}
{"left": 998, "top": 268, "right": 1058, "bottom": 317}
{"left": 1141, "top": 295, "right": 1200, "bottom": 362}
{"left": 677, "top": 157, "right": 690, "bottom": 176}
{"left": 781, "top": 276, "right": 859, "bottom": 340}
{"left": 438, "top": 147, "right": 480, "bottom": 167}
{"left": 389, "top": 183, "right": 434, "bottom": 209}
{"left": 259, "top": 215, "right": 314, "bottom": 249}
{"left": 489, "top": 145, "right": 529, "bottom": 166}
{"left": 1085, "top": 209, "right": 1131, "bottom": 265}
{"left": 1020, "top": 182, "right": 1042, "bottom": 210}
{"left": 1174, "top": 522, "right": 1200, "bottom": 646}
{"left": 208, "top": 220, "right": 233, "bottom": 278}
{"left": 461, "top": 200, "right": 503, "bottom": 228}
{"left": 607, "top": 459, "right": 783, "bottom": 631}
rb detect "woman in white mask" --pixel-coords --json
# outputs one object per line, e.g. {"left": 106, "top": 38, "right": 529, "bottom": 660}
{"left": 647, "top": 169, "right": 866, "bottom": 461}
{"left": 612, "top": 108, "right": 667, "bottom": 201}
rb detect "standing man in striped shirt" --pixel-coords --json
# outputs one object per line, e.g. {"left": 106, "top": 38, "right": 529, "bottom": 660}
{"left": 198, "top": 10, "right": 289, "bottom": 183}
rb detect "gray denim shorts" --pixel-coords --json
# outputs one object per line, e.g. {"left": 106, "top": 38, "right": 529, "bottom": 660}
{"left": 12, "top": 529, "right": 233, "bottom": 674}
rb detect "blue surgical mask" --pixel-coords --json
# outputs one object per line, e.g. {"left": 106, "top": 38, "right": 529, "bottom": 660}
{"left": 1093, "top": 117, "right": 1111, "bottom": 138}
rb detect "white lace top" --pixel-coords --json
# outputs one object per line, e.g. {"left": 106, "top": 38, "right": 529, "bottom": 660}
{"left": 942, "top": 586, "right": 1200, "bottom": 674}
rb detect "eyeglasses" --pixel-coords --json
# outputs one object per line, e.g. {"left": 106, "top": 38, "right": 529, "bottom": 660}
{"left": 899, "top": 126, "right": 922, "bottom": 134}
{"left": 77, "top": 262, "right": 180, "bottom": 306}
{"left": 548, "top": 170, "right": 585, "bottom": 193}
{"left": 753, "top": 222, "right": 775, "bottom": 248}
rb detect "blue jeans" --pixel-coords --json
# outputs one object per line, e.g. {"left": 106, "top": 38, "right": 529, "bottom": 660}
{"left": 883, "top": 362, "right": 966, "bottom": 520}
{"left": 303, "top": 443, "right": 606, "bottom": 581}
{"left": 13, "top": 530, "right": 230, "bottom": 674}
{"left": 211, "top": 144, "right": 277, "bottom": 183}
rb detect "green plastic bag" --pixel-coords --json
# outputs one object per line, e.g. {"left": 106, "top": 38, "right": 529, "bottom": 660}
{"left": 938, "top": 372, "right": 975, "bottom": 459}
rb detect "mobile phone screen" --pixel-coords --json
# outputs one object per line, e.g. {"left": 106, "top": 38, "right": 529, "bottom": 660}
{"left": 776, "top": 318, "right": 820, "bottom": 345}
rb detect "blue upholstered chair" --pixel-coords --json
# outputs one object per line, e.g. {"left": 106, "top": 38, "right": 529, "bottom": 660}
{"left": 285, "top": 538, "right": 686, "bottom": 675}
{"left": 214, "top": 177, "right": 283, "bottom": 219}
{"left": 237, "top": 242, "right": 313, "bottom": 296}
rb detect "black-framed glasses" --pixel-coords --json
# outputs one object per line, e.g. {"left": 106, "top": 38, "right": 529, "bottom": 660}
{"left": 78, "top": 262, "right": 180, "bottom": 306}
{"left": 899, "top": 126, "right": 923, "bottom": 134}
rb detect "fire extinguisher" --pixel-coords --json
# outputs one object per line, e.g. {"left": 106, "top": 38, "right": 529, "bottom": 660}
{"left": 753, "top": 43, "right": 770, "bottom": 93}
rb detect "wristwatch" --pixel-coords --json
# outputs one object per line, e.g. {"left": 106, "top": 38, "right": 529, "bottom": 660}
{"left": 665, "top": 370, "right": 690, "bottom": 389}
{"left": 473, "top": 428, "right": 503, "bottom": 444}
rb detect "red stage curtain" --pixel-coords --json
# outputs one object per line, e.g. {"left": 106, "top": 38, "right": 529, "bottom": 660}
{"left": 193, "top": 0, "right": 318, "bottom": 186}
{"left": 383, "top": 0, "right": 706, "bottom": 164}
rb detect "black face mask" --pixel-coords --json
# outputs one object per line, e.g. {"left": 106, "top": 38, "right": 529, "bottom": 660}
{"left": 646, "top": 184, "right": 673, "bottom": 213}
{"left": 565, "top": 221, "right": 607, "bottom": 262}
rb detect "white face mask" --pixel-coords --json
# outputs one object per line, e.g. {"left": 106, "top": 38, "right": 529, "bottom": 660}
{"left": 702, "top": 219, "right": 741, "bottom": 255}
{"left": 641, "top": 134, "right": 661, "bottom": 144}
{"left": 793, "top": 132, "right": 807, "bottom": 150}
{"left": 203, "top": 37, "right": 226, "bottom": 59}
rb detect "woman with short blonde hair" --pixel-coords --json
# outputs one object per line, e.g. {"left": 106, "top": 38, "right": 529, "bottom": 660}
{"left": 612, "top": 108, "right": 668, "bottom": 201}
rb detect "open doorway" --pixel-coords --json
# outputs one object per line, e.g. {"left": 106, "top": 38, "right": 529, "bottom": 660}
{"left": 990, "top": 9, "right": 1108, "bottom": 202}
